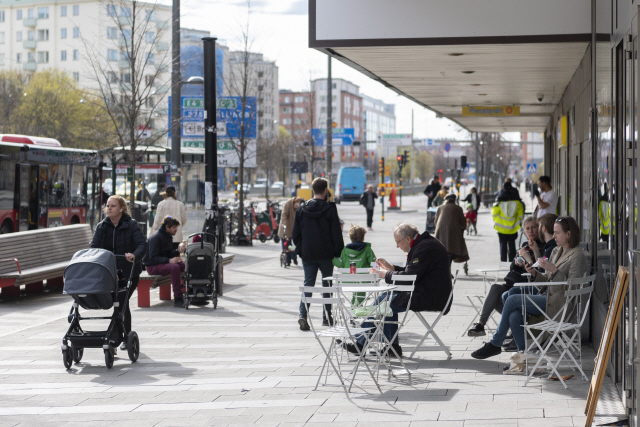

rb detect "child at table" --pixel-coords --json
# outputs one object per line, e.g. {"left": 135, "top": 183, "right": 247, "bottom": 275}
{"left": 333, "top": 225, "right": 377, "bottom": 305}
{"left": 465, "top": 203, "right": 477, "bottom": 235}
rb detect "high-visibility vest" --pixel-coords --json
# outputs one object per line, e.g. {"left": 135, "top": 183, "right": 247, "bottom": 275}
{"left": 492, "top": 200, "right": 524, "bottom": 235}
{"left": 598, "top": 200, "right": 610, "bottom": 236}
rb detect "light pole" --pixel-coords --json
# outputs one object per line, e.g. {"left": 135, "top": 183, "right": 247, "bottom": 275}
{"left": 170, "top": 0, "right": 181, "bottom": 197}
{"left": 202, "top": 37, "right": 219, "bottom": 250}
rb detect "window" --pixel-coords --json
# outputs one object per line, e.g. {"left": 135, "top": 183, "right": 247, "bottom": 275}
{"left": 120, "top": 51, "right": 130, "bottom": 62}
{"left": 60, "top": 6, "right": 66, "bottom": 17}
{"left": 120, "top": 6, "right": 131, "bottom": 16}
{"left": 120, "top": 73, "right": 130, "bottom": 83}
{"left": 73, "top": 50, "right": 79, "bottom": 60}
{"left": 17, "top": 10, "right": 22, "bottom": 20}
{"left": 16, "top": 31, "right": 22, "bottom": 42}
{"left": 37, "top": 51, "right": 49, "bottom": 63}
{"left": 106, "top": 5, "right": 117, "bottom": 16}
{"left": 73, "top": 27, "right": 79, "bottom": 38}
{"left": 145, "top": 9, "right": 155, "bottom": 21}
{"left": 144, "top": 31, "right": 155, "bottom": 43}
{"left": 16, "top": 53, "right": 21, "bottom": 63}
{"left": 107, "top": 71, "right": 117, "bottom": 83}
{"left": 0, "top": 33, "right": 4, "bottom": 44}
{"left": 145, "top": 96, "right": 154, "bottom": 108}
{"left": 122, "top": 29, "right": 131, "bottom": 40}
{"left": 60, "top": 50, "right": 66, "bottom": 61}
{"left": 294, "top": 96, "right": 303, "bottom": 103}
{"left": 27, "top": 30, "right": 34, "bottom": 41}
{"left": 0, "top": 11, "right": 4, "bottom": 22}
{"left": 37, "top": 7, "right": 49, "bottom": 19}
{"left": 27, "top": 9, "right": 33, "bottom": 19}
{"left": 282, "top": 118, "right": 292, "bottom": 125}
{"left": 73, "top": 5, "right": 79, "bottom": 16}
{"left": 60, "top": 28, "right": 66, "bottom": 39}
{"left": 73, "top": 72, "right": 79, "bottom": 81}
{"left": 284, "top": 96, "right": 290, "bottom": 103}
{"left": 282, "top": 107, "right": 291, "bottom": 114}
{"left": 37, "top": 29, "right": 49, "bottom": 41}
{"left": 147, "top": 52, "right": 155, "bottom": 64}
{"left": 106, "top": 27, "right": 117, "bottom": 39}
{"left": 294, "top": 107, "right": 304, "bottom": 114}
{"left": 320, "top": 96, "right": 325, "bottom": 102}
{"left": 106, "top": 49, "right": 117, "bottom": 61}
{"left": 144, "top": 75, "right": 155, "bottom": 86}
{"left": 27, "top": 52, "right": 34, "bottom": 62}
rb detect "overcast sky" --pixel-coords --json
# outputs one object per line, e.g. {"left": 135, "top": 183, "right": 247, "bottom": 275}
{"left": 178, "top": 0, "right": 469, "bottom": 140}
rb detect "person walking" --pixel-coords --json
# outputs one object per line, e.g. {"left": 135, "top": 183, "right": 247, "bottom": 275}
{"left": 292, "top": 178, "right": 344, "bottom": 331}
{"left": 433, "top": 185, "right": 449, "bottom": 207}
{"left": 435, "top": 193, "right": 469, "bottom": 265}
{"left": 278, "top": 196, "right": 304, "bottom": 266}
{"left": 423, "top": 175, "right": 441, "bottom": 208}
{"left": 90, "top": 195, "right": 147, "bottom": 350}
{"left": 534, "top": 175, "right": 558, "bottom": 218}
{"left": 492, "top": 182, "right": 525, "bottom": 262}
{"left": 462, "top": 186, "right": 480, "bottom": 213}
{"left": 360, "top": 185, "right": 378, "bottom": 231}
{"left": 150, "top": 185, "right": 187, "bottom": 249}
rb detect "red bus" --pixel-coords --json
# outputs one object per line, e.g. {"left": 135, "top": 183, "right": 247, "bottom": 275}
{"left": 0, "top": 134, "right": 103, "bottom": 234}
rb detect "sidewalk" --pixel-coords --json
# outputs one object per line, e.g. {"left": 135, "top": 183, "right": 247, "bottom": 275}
{"left": 0, "top": 194, "right": 595, "bottom": 426}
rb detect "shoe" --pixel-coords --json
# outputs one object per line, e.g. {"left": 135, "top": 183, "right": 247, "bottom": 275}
{"left": 471, "top": 342, "right": 502, "bottom": 360}
{"left": 293, "top": 258, "right": 298, "bottom": 265}
{"left": 468, "top": 323, "right": 486, "bottom": 337}
{"left": 501, "top": 338, "right": 514, "bottom": 348}
{"left": 322, "top": 318, "right": 334, "bottom": 327}
{"left": 503, "top": 341, "right": 518, "bottom": 352}
{"left": 505, "top": 333, "right": 513, "bottom": 340}
{"left": 120, "top": 343, "right": 127, "bottom": 351}
{"left": 475, "top": 230, "right": 477, "bottom": 235}
{"left": 174, "top": 297, "right": 184, "bottom": 308}
{"left": 298, "top": 317, "right": 310, "bottom": 331}
{"left": 368, "top": 227, "right": 373, "bottom": 231}
{"left": 342, "top": 341, "right": 364, "bottom": 355}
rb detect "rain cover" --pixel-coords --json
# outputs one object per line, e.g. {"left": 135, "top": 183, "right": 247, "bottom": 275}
{"left": 63, "top": 248, "right": 117, "bottom": 295}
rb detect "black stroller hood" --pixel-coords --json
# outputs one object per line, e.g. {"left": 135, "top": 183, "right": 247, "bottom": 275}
{"left": 64, "top": 248, "right": 117, "bottom": 300}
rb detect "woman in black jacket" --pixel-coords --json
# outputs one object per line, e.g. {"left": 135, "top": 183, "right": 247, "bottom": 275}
{"left": 90, "top": 195, "right": 147, "bottom": 350}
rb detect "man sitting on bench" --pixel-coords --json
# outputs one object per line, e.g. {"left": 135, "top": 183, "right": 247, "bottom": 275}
{"left": 143, "top": 216, "right": 186, "bottom": 307}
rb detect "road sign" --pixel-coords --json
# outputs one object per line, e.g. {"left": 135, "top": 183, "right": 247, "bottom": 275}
{"left": 423, "top": 138, "right": 434, "bottom": 146}
{"left": 444, "top": 142, "right": 451, "bottom": 152}
{"left": 385, "top": 165, "right": 390, "bottom": 176}
{"left": 380, "top": 134, "right": 411, "bottom": 146}
{"left": 290, "top": 161, "right": 309, "bottom": 173}
{"left": 526, "top": 163, "right": 537, "bottom": 174}
{"left": 312, "top": 128, "right": 355, "bottom": 146}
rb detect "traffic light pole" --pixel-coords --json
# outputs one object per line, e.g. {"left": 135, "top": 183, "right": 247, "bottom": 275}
{"left": 379, "top": 157, "right": 385, "bottom": 222}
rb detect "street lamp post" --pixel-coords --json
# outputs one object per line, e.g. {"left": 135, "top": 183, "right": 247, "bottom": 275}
{"left": 202, "top": 37, "right": 219, "bottom": 249}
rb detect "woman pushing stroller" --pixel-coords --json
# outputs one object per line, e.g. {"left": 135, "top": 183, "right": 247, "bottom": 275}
{"left": 90, "top": 195, "right": 147, "bottom": 351}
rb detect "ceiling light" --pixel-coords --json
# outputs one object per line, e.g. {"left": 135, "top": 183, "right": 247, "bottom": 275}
{"left": 448, "top": 53, "right": 464, "bottom": 57}
{"left": 478, "top": 94, "right": 487, "bottom": 96}
{"left": 470, "top": 84, "right": 481, "bottom": 87}
{"left": 461, "top": 71, "right": 475, "bottom": 74}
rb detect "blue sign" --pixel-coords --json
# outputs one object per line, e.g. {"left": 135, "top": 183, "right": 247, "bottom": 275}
{"left": 312, "top": 128, "right": 355, "bottom": 146}
{"left": 444, "top": 142, "right": 451, "bottom": 152}
{"left": 526, "top": 163, "right": 537, "bottom": 174}
{"left": 426, "top": 138, "right": 434, "bottom": 146}
{"left": 169, "top": 96, "right": 257, "bottom": 139}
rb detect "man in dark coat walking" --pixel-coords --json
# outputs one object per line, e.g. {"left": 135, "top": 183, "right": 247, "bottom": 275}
{"left": 423, "top": 175, "right": 441, "bottom": 208}
{"left": 293, "top": 177, "right": 344, "bottom": 331}
{"left": 360, "top": 185, "right": 378, "bottom": 230}
{"left": 343, "top": 223, "right": 452, "bottom": 357}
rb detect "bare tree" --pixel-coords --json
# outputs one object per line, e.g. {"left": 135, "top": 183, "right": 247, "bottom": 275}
{"left": 81, "top": 0, "right": 172, "bottom": 206}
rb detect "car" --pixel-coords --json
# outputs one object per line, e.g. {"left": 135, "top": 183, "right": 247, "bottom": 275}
{"left": 253, "top": 178, "right": 268, "bottom": 188}
{"left": 237, "top": 183, "right": 251, "bottom": 193}
{"left": 336, "top": 166, "right": 367, "bottom": 203}
{"left": 270, "top": 181, "right": 284, "bottom": 189}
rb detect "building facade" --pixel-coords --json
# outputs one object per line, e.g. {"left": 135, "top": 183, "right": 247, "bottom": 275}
{"left": 279, "top": 90, "right": 313, "bottom": 140}
{"left": 362, "top": 94, "right": 396, "bottom": 141}
{"left": 311, "top": 77, "right": 363, "bottom": 140}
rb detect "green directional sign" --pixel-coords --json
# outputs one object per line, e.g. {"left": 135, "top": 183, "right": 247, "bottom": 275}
{"left": 182, "top": 98, "right": 204, "bottom": 109}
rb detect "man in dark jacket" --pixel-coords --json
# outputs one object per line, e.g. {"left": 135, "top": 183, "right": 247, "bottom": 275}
{"left": 360, "top": 185, "right": 378, "bottom": 230}
{"left": 344, "top": 223, "right": 452, "bottom": 357}
{"left": 142, "top": 216, "right": 186, "bottom": 307}
{"left": 423, "top": 175, "right": 441, "bottom": 208}
{"left": 292, "top": 177, "right": 344, "bottom": 331}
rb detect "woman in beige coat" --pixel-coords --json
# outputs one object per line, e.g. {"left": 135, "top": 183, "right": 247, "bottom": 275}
{"left": 278, "top": 197, "right": 303, "bottom": 265}
{"left": 150, "top": 186, "right": 187, "bottom": 247}
{"left": 471, "top": 216, "right": 588, "bottom": 359}
{"left": 434, "top": 193, "right": 468, "bottom": 264}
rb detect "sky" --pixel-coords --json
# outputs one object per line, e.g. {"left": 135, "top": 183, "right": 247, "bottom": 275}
{"left": 178, "top": 0, "right": 469, "bottom": 140}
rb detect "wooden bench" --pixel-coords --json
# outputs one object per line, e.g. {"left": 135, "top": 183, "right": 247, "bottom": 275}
{"left": 0, "top": 225, "right": 94, "bottom": 297}
{"left": 136, "top": 253, "right": 235, "bottom": 307}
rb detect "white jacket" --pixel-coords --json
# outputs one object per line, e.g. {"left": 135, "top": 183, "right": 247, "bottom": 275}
{"left": 151, "top": 197, "right": 188, "bottom": 242}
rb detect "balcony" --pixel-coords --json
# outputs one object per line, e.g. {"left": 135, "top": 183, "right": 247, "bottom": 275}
{"left": 156, "top": 41, "right": 169, "bottom": 51}
{"left": 118, "top": 60, "right": 130, "bottom": 69}
{"left": 23, "top": 18, "right": 37, "bottom": 27}
{"left": 23, "top": 62, "right": 37, "bottom": 71}
{"left": 156, "top": 20, "right": 169, "bottom": 30}
{"left": 118, "top": 16, "right": 132, "bottom": 26}
{"left": 22, "top": 40, "right": 37, "bottom": 49}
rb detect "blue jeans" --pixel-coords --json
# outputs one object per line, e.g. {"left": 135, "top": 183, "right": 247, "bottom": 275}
{"left": 299, "top": 259, "right": 334, "bottom": 320}
{"left": 502, "top": 285, "right": 539, "bottom": 306}
{"left": 490, "top": 294, "right": 546, "bottom": 351}
{"left": 356, "top": 293, "right": 406, "bottom": 346}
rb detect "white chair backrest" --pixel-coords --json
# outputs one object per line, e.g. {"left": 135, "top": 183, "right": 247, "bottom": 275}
{"left": 391, "top": 275, "right": 416, "bottom": 292}
{"left": 298, "top": 286, "right": 341, "bottom": 305}
{"left": 334, "top": 273, "right": 379, "bottom": 287}
{"left": 335, "top": 267, "right": 373, "bottom": 274}
{"left": 499, "top": 261, "right": 511, "bottom": 270}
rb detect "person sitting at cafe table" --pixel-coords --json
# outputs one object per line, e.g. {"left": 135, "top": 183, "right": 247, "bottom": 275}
{"left": 342, "top": 222, "right": 452, "bottom": 357}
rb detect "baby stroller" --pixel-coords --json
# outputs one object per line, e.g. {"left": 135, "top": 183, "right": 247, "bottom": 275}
{"left": 280, "top": 237, "right": 295, "bottom": 268}
{"left": 426, "top": 207, "right": 438, "bottom": 233}
{"left": 184, "top": 232, "right": 221, "bottom": 310}
{"left": 61, "top": 248, "right": 139, "bottom": 369}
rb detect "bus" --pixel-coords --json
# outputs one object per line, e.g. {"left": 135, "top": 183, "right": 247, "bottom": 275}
{"left": 0, "top": 134, "right": 103, "bottom": 234}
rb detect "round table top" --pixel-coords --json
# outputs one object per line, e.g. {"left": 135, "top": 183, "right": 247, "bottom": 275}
{"left": 340, "top": 285, "right": 397, "bottom": 293}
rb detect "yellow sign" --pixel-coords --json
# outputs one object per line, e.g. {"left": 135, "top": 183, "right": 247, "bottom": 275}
{"left": 385, "top": 165, "right": 390, "bottom": 176}
{"left": 557, "top": 115, "right": 567, "bottom": 147}
{"left": 462, "top": 106, "right": 520, "bottom": 117}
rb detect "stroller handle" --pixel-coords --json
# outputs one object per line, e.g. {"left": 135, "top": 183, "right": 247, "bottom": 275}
{"left": 114, "top": 255, "right": 140, "bottom": 288}
{"left": 187, "top": 232, "right": 216, "bottom": 250}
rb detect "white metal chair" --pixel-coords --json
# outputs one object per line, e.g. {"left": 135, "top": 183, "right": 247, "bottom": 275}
{"left": 464, "top": 262, "right": 511, "bottom": 336}
{"left": 518, "top": 274, "right": 596, "bottom": 389}
{"left": 299, "top": 286, "right": 381, "bottom": 393}
{"left": 409, "top": 270, "right": 458, "bottom": 359}
{"left": 335, "top": 267, "right": 374, "bottom": 274}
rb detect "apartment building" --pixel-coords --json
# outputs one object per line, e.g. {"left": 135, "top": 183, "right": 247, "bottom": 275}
{"left": 278, "top": 90, "right": 313, "bottom": 140}
{"left": 362, "top": 94, "right": 396, "bottom": 141}
{"left": 311, "top": 78, "right": 363, "bottom": 141}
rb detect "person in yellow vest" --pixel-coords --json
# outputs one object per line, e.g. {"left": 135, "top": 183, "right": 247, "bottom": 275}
{"left": 492, "top": 182, "right": 524, "bottom": 262}
{"left": 598, "top": 182, "right": 610, "bottom": 243}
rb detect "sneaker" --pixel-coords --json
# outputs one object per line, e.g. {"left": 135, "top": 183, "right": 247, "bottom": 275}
{"left": 298, "top": 317, "right": 310, "bottom": 331}
{"left": 502, "top": 338, "right": 514, "bottom": 347}
{"left": 505, "top": 333, "right": 513, "bottom": 340}
{"left": 322, "top": 318, "right": 334, "bottom": 327}
{"left": 503, "top": 341, "right": 518, "bottom": 352}
{"left": 342, "top": 341, "right": 364, "bottom": 355}
{"left": 293, "top": 258, "right": 298, "bottom": 265}
{"left": 471, "top": 342, "right": 502, "bottom": 360}
{"left": 367, "top": 227, "right": 373, "bottom": 231}
{"left": 467, "top": 323, "right": 486, "bottom": 337}
{"left": 174, "top": 297, "right": 184, "bottom": 308}
{"left": 120, "top": 343, "right": 127, "bottom": 351}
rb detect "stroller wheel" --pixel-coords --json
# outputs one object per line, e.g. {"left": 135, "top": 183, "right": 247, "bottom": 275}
{"left": 104, "top": 348, "right": 114, "bottom": 369}
{"left": 213, "top": 296, "right": 218, "bottom": 309}
{"left": 71, "top": 344, "right": 83, "bottom": 363}
{"left": 185, "top": 301, "right": 189, "bottom": 310}
{"left": 127, "top": 331, "right": 140, "bottom": 363}
{"left": 464, "top": 262, "right": 469, "bottom": 276}
{"left": 62, "top": 347, "right": 73, "bottom": 369}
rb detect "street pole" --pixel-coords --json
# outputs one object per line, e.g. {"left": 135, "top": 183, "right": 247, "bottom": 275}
{"left": 202, "top": 37, "right": 218, "bottom": 246}
{"left": 410, "top": 109, "right": 415, "bottom": 187}
{"left": 327, "top": 56, "right": 332, "bottom": 185}
{"left": 170, "top": 0, "right": 181, "bottom": 196}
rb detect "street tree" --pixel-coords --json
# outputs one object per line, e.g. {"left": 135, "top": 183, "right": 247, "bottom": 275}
{"left": 0, "top": 70, "right": 28, "bottom": 135}
{"left": 81, "top": 0, "right": 172, "bottom": 207}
